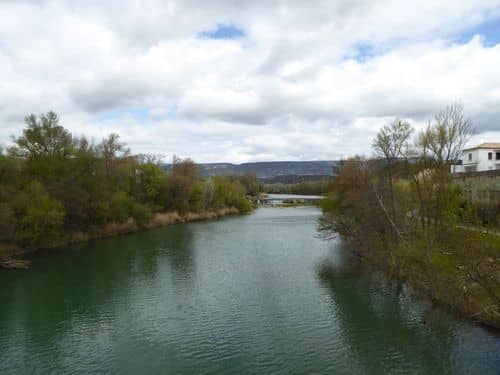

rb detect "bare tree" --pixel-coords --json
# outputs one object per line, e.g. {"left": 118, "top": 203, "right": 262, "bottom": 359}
{"left": 416, "top": 103, "right": 472, "bottom": 227}
{"left": 372, "top": 119, "right": 413, "bottom": 232}
{"left": 171, "top": 155, "right": 198, "bottom": 179}
{"left": 97, "top": 133, "right": 130, "bottom": 178}
{"left": 418, "top": 103, "right": 472, "bottom": 165}
{"left": 99, "top": 133, "right": 129, "bottom": 159}
{"left": 136, "top": 153, "right": 164, "bottom": 165}
{"left": 373, "top": 119, "right": 413, "bottom": 163}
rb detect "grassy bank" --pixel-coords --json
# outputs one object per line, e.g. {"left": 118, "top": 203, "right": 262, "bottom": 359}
{"left": 0, "top": 206, "right": 242, "bottom": 267}
{"left": 336, "top": 229, "right": 500, "bottom": 329}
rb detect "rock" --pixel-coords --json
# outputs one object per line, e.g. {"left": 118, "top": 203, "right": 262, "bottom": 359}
{"left": 0, "top": 258, "right": 31, "bottom": 270}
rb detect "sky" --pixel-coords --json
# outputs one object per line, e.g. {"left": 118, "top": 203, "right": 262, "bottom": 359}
{"left": 1, "top": 0, "right": 500, "bottom": 163}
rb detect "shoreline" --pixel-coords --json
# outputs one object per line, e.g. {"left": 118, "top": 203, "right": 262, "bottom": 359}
{"left": 333, "top": 236, "right": 500, "bottom": 330}
{"left": 318, "top": 256, "right": 500, "bottom": 336}
{"left": 0, "top": 206, "right": 242, "bottom": 268}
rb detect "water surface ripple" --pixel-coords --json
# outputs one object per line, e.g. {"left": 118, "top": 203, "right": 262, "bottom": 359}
{"left": 0, "top": 207, "right": 498, "bottom": 374}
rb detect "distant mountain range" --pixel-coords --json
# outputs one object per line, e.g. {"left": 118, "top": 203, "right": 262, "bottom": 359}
{"left": 164, "top": 161, "right": 338, "bottom": 181}
{"left": 259, "top": 174, "right": 335, "bottom": 184}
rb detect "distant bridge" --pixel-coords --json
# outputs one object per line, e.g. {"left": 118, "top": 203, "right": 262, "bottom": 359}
{"left": 252, "top": 194, "right": 324, "bottom": 205}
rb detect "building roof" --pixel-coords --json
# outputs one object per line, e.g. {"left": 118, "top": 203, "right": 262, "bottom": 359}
{"left": 463, "top": 142, "right": 500, "bottom": 151}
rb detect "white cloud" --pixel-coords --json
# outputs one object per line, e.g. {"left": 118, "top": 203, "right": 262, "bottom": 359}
{"left": 0, "top": 0, "right": 499, "bottom": 161}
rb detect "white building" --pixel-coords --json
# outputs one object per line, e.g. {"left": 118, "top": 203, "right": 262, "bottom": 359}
{"left": 452, "top": 143, "right": 500, "bottom": 173}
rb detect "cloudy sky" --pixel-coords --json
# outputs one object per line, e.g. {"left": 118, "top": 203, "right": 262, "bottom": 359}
{"left": 1, "top": 0, "right": 500, "bottom": 162}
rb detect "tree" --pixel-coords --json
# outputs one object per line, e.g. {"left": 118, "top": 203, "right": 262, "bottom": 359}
{"left": 318, "top": 157, "right": 380, "bottom": 242}
{"left": 0, "top": 146, "right": 18, "bottom": 242}
{"left": 97, "top": 133, "right": 130, "bottom": 179}
{"left": 10, "top": 111, "right": 73, "bottom": 158}
{"left": 212, "top": 176, "right": 252, "bottom": 212}
{"left": 166, "top": 156, "right": 199, "bottom": 213}
{"left": 418, "top": 103, "right": 472, "bottom": 165}
{"left": 372, "top": 119, "right": 413, "bottom": 235}
{"left": 239, "top": 172, "right": 260, "bottom": 196}
{"left": 135, "top": 161, "right": 164, "bottom": 202}
{"left": 0, "top": 203, "right": 15, "bottom": 242}
{"left": 171, "top": 156, "right": 198, "bottom": 179}
{"left": 373, "top": 119, "right": 413, "bottom": 163}
{"left": 416, "top": 103, "right": 472, "bottom": 226}
{"left": 0, "top": 145, "right": 12, "bottom": 183}
{"left": 13, "top": 181, "right": 65, "bottom": 247}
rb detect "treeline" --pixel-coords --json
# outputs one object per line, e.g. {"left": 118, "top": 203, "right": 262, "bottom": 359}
{"left": 263, "top": 179, "right": 334, "bottom": 195}
{"left": 319, "top": 104, "right": 500, "bottom": 328}
{"left": 0, "top": 112, "right": 257, "bottom": 250}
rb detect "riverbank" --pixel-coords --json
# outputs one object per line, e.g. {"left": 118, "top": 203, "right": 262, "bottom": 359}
{"left": 0, "top": 206, "right": 241, "bottom": 268}
{"left": 328, "top": 229, "right": 500, "bottom": 329}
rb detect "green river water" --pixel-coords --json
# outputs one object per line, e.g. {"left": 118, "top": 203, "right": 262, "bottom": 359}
{"left": 0, "top": 207, "right": 498, "bottom": 374}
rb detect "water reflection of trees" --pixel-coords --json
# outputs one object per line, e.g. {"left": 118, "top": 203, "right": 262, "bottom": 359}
{"left": 0, "top": 224, "right": 195, "bottom": 372}
{"left": 316, "top": 260, "right": 459, "bottom": 374}
{"left": 161, "top": 224, "right": 195, "bottom": 278}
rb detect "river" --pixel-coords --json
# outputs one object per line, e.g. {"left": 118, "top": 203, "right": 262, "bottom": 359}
{"left": 0, "top": 207, "right": 498, "bottom": 374}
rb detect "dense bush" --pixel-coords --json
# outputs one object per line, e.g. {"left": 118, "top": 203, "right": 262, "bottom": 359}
{"left": 13, "top": 181, "right": 65, "bottom": 247}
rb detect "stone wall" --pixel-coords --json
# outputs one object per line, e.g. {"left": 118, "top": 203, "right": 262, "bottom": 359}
{"left": 453, "top": 170, "right": 500, "bottom": 203}
{"left": 453, "top": 170, "right": 500, "bottom": 225}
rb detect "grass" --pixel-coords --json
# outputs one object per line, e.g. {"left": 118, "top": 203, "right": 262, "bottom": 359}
{"left": 395, "top": 230, "right": 499, "bottom": 328}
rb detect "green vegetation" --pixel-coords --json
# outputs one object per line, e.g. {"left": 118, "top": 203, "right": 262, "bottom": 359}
{"left": 0, "top": 111, "right": 258, "bottom": 253}
{"left": 263, "top": 179, "right": 334, "bottom": 195}
{"left": 319, "top": 104, "right": 500, "bottom": 328}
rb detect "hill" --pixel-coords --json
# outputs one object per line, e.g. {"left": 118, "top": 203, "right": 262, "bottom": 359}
{"left": 164, "top": 161, "right": 338, "bottom": 180}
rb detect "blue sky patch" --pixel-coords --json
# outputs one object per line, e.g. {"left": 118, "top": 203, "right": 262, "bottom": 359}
{"left": 343, "top": 42, "right": 386, "bottom": 63}
{"left": 352, "top": 43, "right": 377, "bottom": 62}
{"left": 198, "top": 24, "right": 245, "bottom": 39}
{"left": 455, "top": 17, "right": 500, "bottom": 46}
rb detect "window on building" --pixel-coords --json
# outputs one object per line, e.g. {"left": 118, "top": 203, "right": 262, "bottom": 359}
{"left": 468, "top": 153, "right": 472, "bottom": 162}
{"left": 488, "top": 152, "right": 493, "bottom": 160}
{"left": 496, "top": 152, "right": 500, "bottom": 160}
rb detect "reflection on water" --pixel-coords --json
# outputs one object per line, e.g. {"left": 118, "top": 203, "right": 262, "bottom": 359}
{"left": 0, "top": 207, "right": 498, "bottom": 374}
{"left": 318, "top": 266, "right": 455, "bottom": 373}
